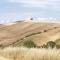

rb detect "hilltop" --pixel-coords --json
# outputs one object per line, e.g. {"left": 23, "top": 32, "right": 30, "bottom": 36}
{"left": 0, "top": 19, "right": 60, "bottom": 47}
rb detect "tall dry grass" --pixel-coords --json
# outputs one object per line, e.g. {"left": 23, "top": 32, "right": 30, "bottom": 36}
{"left": 0, "top": 47, "right": 60, "bottom": 60}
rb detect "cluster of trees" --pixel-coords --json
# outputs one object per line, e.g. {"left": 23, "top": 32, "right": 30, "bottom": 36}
{"left": 0, "top": 40, "right": 60, "bottom": 49}
{"left": 23, "top": 40, "right": 60, "bottom": 49}
{"left": 37, "top": 41, "right": 60, "bottom": 49}
{"left": 39, "top": 41, "right": 56, "bottom": 49}
{"left": 23, "top": 40, "right": 36, "bottom": 48}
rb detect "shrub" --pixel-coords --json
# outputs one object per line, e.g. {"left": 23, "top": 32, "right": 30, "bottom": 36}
{"left": 0, "top": 44, "right": 3, "bottom": 47}
{"left": 23, "top": 40, "right": 36, "bottom": 48}
{"left": 30, "top": 18, "right": 33, "bottom": 20}
{"left": 46, "top": 41, "right": 56, "bottom": 49}
{"left": 55, "top": 39, "right": 60, "bottom": 49}
{"left": 0, "top": 44, "right": 5, "bottom": 49}
{"left": 56, "top": 45, "right": 60, "bottom": 49}
{"left": 44, "top": 30, "right": 47, "bottom": 32}
{"left": 42, "top": 44, "right": 47, "bottom": 48}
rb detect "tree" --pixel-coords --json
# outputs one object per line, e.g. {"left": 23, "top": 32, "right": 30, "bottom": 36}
{"left": 30, "top": 18, "right": 33, "bottom": 20}
{"left": 23, "top": 40, "right": 36, "bottom": 48}
{"left": 46, "top": 41, "right": 56, "bottom": 49}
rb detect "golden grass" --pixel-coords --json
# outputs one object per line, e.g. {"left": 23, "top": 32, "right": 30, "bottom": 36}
{"left": 0, "top": 47, "right": 60, "bottom": 60}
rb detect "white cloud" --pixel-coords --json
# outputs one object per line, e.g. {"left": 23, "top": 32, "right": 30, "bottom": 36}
{"left": 0, "top": 13, "right": 21, "bottom": 24}
{"left": 8, "top": 0, "right": 60, "bottom": 4}
{"left": 9, "top": 0, "right": 47, "bottom": 3}
{"left": 8, "top": 0, "right": 60, "bottom": 8}
{"left": 8, "top": 0, "right": 48, "bottom": 7}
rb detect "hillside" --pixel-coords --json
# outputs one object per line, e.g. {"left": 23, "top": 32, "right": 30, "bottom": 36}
{"left": 0, "top": 20, "right": 60, "bottom": 47}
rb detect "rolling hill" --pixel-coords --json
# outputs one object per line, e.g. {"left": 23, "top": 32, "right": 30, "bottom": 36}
{"left": 0, "top": 20, "right": 60, "bottom": 47}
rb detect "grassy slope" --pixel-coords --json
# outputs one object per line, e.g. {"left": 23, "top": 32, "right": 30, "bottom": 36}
{"left": 0, "top": 20, "right": 60, "bottom": 46}
{"left": 0, "top": 47, "right": 60, "bottom": 60}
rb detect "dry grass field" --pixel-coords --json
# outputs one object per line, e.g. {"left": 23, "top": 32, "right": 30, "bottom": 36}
{"left": 0, "top": 20, "right": 60, "bottom": 60}
{"left": 0, "top": 47, "right": 60, "bottom": 60}
{"left": 0, "top": 20, "right": 60, "bottom": 47}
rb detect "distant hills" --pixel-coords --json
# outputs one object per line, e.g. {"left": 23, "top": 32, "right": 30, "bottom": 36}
{"left": 0, "top": 19, "right": 60, "bottom": 47}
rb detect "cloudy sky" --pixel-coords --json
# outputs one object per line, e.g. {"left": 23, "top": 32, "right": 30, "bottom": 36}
{"left": 0, "top": 0, "right": 60, "bottom": 23}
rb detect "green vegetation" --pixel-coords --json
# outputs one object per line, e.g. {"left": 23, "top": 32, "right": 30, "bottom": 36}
{"left": 42, "top": 44, "right": 47, "bottom": 48}
{"left": 44, "top": 30, "right": 47, "bottom": 32}
{"left": 40, "top": 41, "right": 56, "bottom": 49}
{"left": 55, "top": 39, "right": 60, "bottom": 49}
{"left": 42, "top": 41, "right": 60, "bottom": 49}
{"left": 0, "top": 44, "right": 3, "bottom": 47}
{"left": 23, "top": 40, "right": 36, "bottom": 48}
{"left": 0, "top": 44, "right": 5, "bottom": 48}
{"left": 46, "top": 41, "right": 56, "bottom": 49}
{"left": 56, "top": 45, "right": 60, "bottom": 49}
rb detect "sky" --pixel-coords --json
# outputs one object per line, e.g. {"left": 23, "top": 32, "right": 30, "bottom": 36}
{"left": 0, "top": 0, "right": 60, "bottom": 23}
